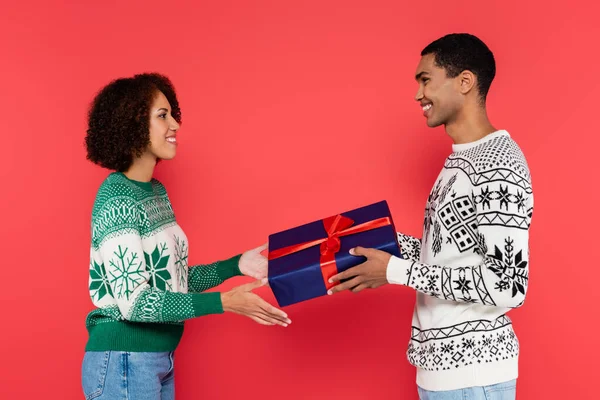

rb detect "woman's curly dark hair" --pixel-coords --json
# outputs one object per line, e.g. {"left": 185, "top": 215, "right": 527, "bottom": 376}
{"left": 85, "top": 72, "right": 182, "bottom": 172}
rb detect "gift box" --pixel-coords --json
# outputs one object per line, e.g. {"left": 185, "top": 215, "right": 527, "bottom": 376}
{"left": 267, "top": 200, "right": 401, "bottom": 307}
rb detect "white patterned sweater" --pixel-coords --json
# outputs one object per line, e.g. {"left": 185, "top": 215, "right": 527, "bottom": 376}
{"left": 387, "top": 130, "right": 534, "bottom": 391}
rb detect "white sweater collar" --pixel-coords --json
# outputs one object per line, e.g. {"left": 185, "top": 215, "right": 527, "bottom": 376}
{"left": 452, "top": 130, "right": 510, "bottom": 153}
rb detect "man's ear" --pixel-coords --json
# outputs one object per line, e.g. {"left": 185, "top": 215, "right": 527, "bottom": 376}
{"left": 459, "top": 70, "right": 476, "bottom": 95}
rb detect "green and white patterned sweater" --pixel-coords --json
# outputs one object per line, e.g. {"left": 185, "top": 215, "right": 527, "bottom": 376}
{"left": 85, "top": 172, "right": 242, "bottom": 352}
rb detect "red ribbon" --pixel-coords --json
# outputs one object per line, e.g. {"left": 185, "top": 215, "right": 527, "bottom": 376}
{"left": 268, "top": 214, "right": 392, "bottom": 290}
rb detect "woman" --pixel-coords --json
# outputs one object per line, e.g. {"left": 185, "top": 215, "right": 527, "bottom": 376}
{"left": 81, "top": 72, "right": 290, "bottom": 399}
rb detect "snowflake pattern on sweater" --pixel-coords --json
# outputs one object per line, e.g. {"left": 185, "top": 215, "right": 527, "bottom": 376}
{"left": 86, "top": 173, "right": 242, "bottom": 329}
{"left": 387, "top": 131, "right": 533, "bottom": 388}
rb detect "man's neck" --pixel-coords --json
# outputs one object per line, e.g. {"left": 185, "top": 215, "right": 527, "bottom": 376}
{"left": 124, "top": 154, "right": 156, "bottom": 182}
{"left": 445, "top": 105, "right": 497, "bottom": 145}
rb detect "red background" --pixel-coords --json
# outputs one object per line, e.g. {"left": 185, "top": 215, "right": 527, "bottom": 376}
{"left": 1, "top": 1, "right": 598, "bottom": 398}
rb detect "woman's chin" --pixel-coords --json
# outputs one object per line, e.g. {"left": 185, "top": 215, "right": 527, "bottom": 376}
{"left": 155, "top": 151, "right": 177, "bottom": 161}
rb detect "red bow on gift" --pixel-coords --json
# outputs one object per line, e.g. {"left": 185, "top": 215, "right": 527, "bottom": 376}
{"left": 268, "top": 214, "right": 392, "bottom": 290}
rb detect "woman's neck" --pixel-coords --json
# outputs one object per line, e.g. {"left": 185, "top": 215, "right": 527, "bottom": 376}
{"left": 123, "top": 154, "right": 156, "bottom": 182}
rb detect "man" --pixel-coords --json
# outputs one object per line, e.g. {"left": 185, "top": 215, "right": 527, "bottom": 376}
{"left": 328, "top": 33, "right": 533, "bottom": 399}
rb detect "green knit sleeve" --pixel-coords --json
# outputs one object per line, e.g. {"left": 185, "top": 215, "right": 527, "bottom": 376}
{"left": 127, "top": 288, "right": 224, "bottom": 322}
{"left": 188, "top": 254, "right": 243, "bottom": 293}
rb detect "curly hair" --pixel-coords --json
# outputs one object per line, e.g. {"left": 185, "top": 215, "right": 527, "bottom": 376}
{"left": 421, "top": 33, "right": 496, "bottom": 103}
{"left": 85, "top": 72, "right": 182, "bottom": 172}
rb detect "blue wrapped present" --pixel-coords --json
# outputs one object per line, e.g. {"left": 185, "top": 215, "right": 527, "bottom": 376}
{"left": 267, "top": 200, "right": 401, "bottom": 307}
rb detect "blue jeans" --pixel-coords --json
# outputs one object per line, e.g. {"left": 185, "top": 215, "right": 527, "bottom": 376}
{"left": 418, "top": 380, "right": 516, "bottom": 400}
{"left": 81, "top": 351, "right": 175, "bottom": 400}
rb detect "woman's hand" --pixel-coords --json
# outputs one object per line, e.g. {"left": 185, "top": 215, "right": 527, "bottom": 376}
{"left": 239, "top": 243, "right": 269, "bottom": 280}
{"left": 221, "top": 279, "right": 291, "bottom": 327}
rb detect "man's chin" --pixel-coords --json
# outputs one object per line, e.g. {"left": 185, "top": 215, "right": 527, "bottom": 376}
{"left": 426, "top": 119, "right": 442, "bottom": 128}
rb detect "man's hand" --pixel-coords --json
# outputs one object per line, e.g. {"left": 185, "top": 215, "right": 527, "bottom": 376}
{"left": 327, "top": 247, "right": 392, "bottom": 295}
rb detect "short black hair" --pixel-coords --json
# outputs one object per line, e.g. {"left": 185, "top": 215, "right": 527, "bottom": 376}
{"left": 85, "top": 72, "right": 182, "bottom": 172}
{"left": 421, "top": 33, "right": 496, "bottom": 103}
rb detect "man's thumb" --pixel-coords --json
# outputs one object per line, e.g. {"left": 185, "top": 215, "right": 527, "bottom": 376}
{"left": 350, "top": 246, "right": 370, "bottom": 257}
